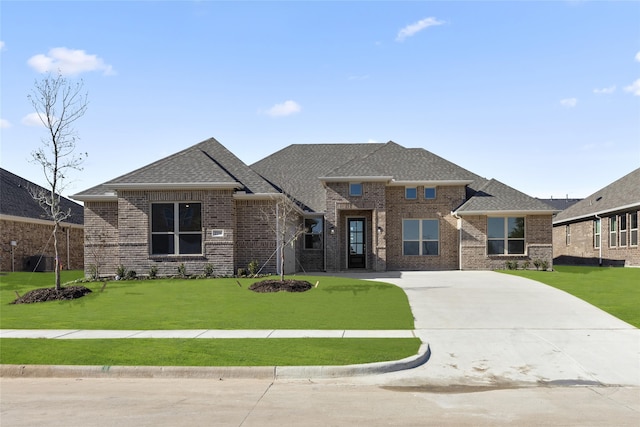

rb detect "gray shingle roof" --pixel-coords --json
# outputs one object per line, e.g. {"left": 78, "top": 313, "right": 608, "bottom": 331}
{"left": 553, "top": 167, "right": 640, "bottom": 224}
{"left": 454, "top": 179, "right": 558, "bottom": 214}
{"left": 1, "top": 168, "right": 84, "bottom": 225}
{"left": 74, "top": 138, "right": 277, "bottom": 200}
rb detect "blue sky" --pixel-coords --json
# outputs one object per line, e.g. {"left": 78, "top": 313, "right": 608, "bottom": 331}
{"left": 1, "top": 1, "right": 639, "bottom": 201}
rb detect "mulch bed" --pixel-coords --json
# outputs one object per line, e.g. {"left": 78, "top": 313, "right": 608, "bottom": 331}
{"left": 11, "top": 286, "right": 93, "bottom": 304}
{"left": 248, "top": 279, "right": 313, "bottom": 293}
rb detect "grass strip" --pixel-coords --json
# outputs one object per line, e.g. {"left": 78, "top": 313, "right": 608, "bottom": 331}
{"left": 0, "top": 272, "right": 414, "bottom": 330}
{"left": 0, "top": 338, "right": 421, "bottom": 366}
{"left": 502, "top": 265, "right": 640, "bottom": 327}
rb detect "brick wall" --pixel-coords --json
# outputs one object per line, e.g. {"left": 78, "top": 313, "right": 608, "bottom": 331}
{"left": 386, "top": 185, "right": 466, "bottom": 271}
{"left": 553, "top": 210, "right": 640, "bottom": 267}
{"left": 235, "top": 198, "right": 278, "bottom": 274}
{"left": 1, "top": 218, "right": 83, "bottom": 272}
{"left": 461, "top": 214, "right": 554, "bottom": 270}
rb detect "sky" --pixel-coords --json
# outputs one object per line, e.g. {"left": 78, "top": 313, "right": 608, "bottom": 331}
{"left": 1, "top": 0, "right": 639, "bottom": 202}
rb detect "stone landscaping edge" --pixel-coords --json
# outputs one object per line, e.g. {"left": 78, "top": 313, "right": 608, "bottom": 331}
{"left": 0, "top": 343, "right": 430, "bottom": 380}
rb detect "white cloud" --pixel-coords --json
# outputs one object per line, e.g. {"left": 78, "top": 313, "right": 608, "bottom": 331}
{"left": 624, "top": 78, "right": 640, "bottom": 96}
{"left": 593, "top": 85, "right": 616, "bottom": 95}
{"left": 21, "top": 112, "right": 49, "bottom": 127}
{"left": 396, "top": 17, "right": 444, "bottom": 42}
{"left": 635, "top": 51, "right": 640, "bottom": 62}
{"left": 560, "top": 98, "right": 577, "bottom": 108}
{"left": 0, "top": 118, "right": 11, "bottom": 128}
{"left": 27, "top": 47, "right": 115, "bottom": 76}
{"left": 0, "top": 41, "right": 5, "bottom": 51}
{"left": 263, "top": 100, "right": 301, "bottom": 117}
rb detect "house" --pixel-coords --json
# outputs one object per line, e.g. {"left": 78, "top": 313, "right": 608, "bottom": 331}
{"left": 0, "top": 168, "right": 84, "bottom": 272}
{"left": 72, "top": 138, "right": 557, "bottom": 277}
{"left": 552, "top": 168, "right": 640, "bottom": 267}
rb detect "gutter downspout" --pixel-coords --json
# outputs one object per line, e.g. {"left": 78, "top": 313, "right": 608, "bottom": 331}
{"left": 595, "top": 214, "right": 602, "bottom": 266}
{"left": 452, "top": 212, "right": 462, "bottom": 270}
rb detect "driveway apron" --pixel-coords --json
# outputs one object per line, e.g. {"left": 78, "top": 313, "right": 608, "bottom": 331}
{"left": 336, "top": 271, "right": 640, "bottom": 387}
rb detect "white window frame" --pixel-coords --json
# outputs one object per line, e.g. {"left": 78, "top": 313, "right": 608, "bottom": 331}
{"left": 405, "top": 187, "right": 417, "bottom": 200}
{"left": 631, "top": 212, "right": 638, "bottom": 247}
{"left": 594, "top": 218, "right": 601, "bottom": 249}
{"left": 565, "top": 224, "right": 571, "bottom": 246}
{"left": 402, "top": 219, "right": 439, "bottom": 256}
{"left": 303, "top": 216, "right": 323, "bottom": 250}
{"left": 619, "top": 214, "right": 627, "bottom": 247}
{"left": 424, "top": 187, "right": 436, "bottom": 199}
{"left": 150, "top": 202, "right": 203, "bottom": 255}
{"left": 487, "top": 217, "right": 525, "bottom": 255}
{"left": 349, "top": 182, "right": 362, "bottom": 197}
{"left": 609, "top": 216, "right": 617, "bottom": 248}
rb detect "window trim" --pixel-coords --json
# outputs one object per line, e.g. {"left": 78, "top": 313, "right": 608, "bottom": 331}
{"left": 303, "top": 216, "right": 324, "bottom": 251}
{"left": 349, "top": 182, "right": 362, "bottom": 197}
{"left": 631, "top": 212, "right": 638, "bottom": 247}
{"left": 150, "top": 202, "right": 203, "bottom": 256}
{"left": 565, "top": 224, "right": 571, "bottom": 246}
{"left": 594, "top": 218, "right": 601, "bottom": 249}
{"left": 402, "top": 219, "right": 440, "bottom": 256}
{"left": 405, "top": 187, "right": 417, "bottom": 200}
{"left": 619, "top": 214, "right": 627, "bottom": 247}
{"left": 609, "top": 215, "right": 617, "bottom": 248}
{"left": 424, "top": 187, "right": 436, "bottom": 199}
{"left": 487, "top": 216, "right": 525, "bottom": 256}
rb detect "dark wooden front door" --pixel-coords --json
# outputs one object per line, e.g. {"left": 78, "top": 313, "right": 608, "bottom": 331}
{"left": 348, "top": 218, "right": 366, "bottom": 269}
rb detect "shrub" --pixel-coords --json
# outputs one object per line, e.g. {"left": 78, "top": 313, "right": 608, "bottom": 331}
{"left": 540, "top": 260, "right": 549, "bottom": 271}
{"left": 248, "top": 260, "right": 259, "bottom": 276}
{"left": 177, "top": 263, "right": 187, "bottom": 278}
{"left": 88, "top": 264, "right": 99, "bottom": 280}
{"left": 126, "top": 270, "right": 137, "bottom": 280}
{"left": 149, "top": 265, "right": 158, "bottom": 279}
{"left": 116, "top": 265, "right": 128, "bottom": 280}
{"left": 505, "top": 261, "right": 519, "bottom": 270}
{"left": 533, "top": 259, "right": 542, "bottom": 270}
{"left": 204, "top": 263, "right": 214, "bottom": 277}
{"left": 522, "top": 260, "right": 531, "bottom": 270}
{"left": 237, "top": 268, "right": 247, "bottom": 277}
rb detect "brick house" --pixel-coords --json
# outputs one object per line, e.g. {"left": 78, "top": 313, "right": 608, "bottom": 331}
{"left": 0, "top": 168, "right": 84, "bottom": 272}
{"left": 73, "top": 138, "right": 556, "bottom": 277}
{"left": 552, "top": 168, "right": 640, "bottom": 267}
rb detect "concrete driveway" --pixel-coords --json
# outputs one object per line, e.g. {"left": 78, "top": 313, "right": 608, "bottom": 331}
{"left": 335, "top": 270, "right": 639, "bottom": 388}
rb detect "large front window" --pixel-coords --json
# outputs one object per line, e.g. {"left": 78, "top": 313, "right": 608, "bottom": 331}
{"left": 487, "top": 217, "right": 525, "bottom": 255}
{"left": 151, "top": 202, "right": 202, "bottom": 255}
{"left": 403, "top": 219, "right": 439, "bottom": 256}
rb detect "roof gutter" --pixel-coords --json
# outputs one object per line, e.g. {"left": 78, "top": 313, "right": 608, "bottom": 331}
{"left": 103, "top": 182, "right": 243, "bottom": 190}
{"left": 453, "top": 209, "right": 559, "bottom": 216}
{"left": 319, "top": 176, "right": 393, "bottom": 183}
{"left": 553, "top": 202, "right": 640, "bottom": 225}
{"left": 389, "top": 179, "right": 474, "bottom": 187}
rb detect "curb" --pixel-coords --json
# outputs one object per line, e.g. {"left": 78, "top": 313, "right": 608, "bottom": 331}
{"left": 0, "top": 343, "right": 430, "bottom": 380}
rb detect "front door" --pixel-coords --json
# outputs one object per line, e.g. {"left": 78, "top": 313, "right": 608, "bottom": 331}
{"left": 348, "top": 218, "right": 366, "bottom": 269}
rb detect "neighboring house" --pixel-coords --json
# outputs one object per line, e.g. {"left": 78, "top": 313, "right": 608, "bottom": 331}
{"left": 73, "top": 138, "right": 557, "bottom": 277}
{"left": 552, "top": 168, "right": 640, "bottom": 267}
{"left": 0, "top": 168, "right": 84, "bottom": 272}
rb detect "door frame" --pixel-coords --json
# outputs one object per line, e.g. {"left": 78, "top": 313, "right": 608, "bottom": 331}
{"left": 346, "top": 216, "right": 366, "bottom": 269}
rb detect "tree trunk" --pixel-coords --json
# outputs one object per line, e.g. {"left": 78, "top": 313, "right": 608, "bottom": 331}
{"left": 53, "top": 222, "right": 61, "bottom": 291}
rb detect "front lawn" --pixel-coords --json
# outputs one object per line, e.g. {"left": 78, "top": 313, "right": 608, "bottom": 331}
{"left": 0, "top": 271, "right": 419, "bottom": 366}
{"left": 502, "top": 265, "right": 640, "bottom": 327}
{"left": 0, "top": 272, "right": 414, "bottom": 330}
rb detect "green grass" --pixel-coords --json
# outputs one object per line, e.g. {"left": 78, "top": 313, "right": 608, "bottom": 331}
{"left": 0, "top": 272, "right": 414, "bottom": 330}
{"left": 0, "top": 338, "right": 421, "bottom": 366}
{"left": 502, "top": 265, "right": 640, "bottom": 327}
{"left": 0, "top": 271, "right": 418, "bottom": 366}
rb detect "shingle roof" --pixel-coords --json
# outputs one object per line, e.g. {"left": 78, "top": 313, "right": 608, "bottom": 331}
{"left": 454, "top": 179, "right": 558, "bottom": 215}
{"left": 74, "top": 138, "right": 278, "bottom": 200}
{"left": 0, "top": 168, "right": 84, "bottom": 225}
{"left": 553, "top": 167, "right": 640, "bottom": 224}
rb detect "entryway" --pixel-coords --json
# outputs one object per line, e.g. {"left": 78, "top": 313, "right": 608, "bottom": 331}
{"left": 347, "top": 218, "right": 366, "bottom": 269}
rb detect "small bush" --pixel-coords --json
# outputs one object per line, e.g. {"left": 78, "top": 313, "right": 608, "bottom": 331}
{"left": 522, "top": 260, "right": 531, "bottom": 270}
{"left": 237, "top": 268, "right": 247, "bottom": 277}
{"left": 116, "top": 265, "right": 128, "bottom": 280}
{"left": 204, "top": 263, "right": 214, "bottom": 277}
{"left": 177, "top": 263, "right": 187, "bottom": 278}
{"left": 149, "top": 265, "right": 158, "bottom": 279}
{"left": 505, "top": 261, "right": 519, "bottom": 270}
{"left": 248, "top": 260, "right": 259, "bottom": 276}
{"left": 126, "top": 270, "right": 137, "bottom": 280}
{"left": 88, "top": 264, "right": 99, "bottom": 280}
{"left": 533, "top": 259, "right": 542, "bottom": 270}
{"left": 540, "top": 260, "right": 549, "bottom": 271}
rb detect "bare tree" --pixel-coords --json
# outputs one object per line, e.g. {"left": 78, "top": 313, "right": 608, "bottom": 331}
{"left": 29, "top": 72, "right": 88, "bottom": 290}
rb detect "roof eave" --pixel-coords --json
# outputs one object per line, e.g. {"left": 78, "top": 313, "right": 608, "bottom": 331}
{"left": 553, "top": 201, "right": 640, "bottom": 225}
{"left": 454, "top": 209, "right": 559, "bottom": 216}
{"left": 103, "top": 182, "right": 242, "bottom": 191}
{"left": 389, "top": 179, "right": 474, "bottom": 187}
{"left": 319, "top": 176, "right": 394, "bottom": 183}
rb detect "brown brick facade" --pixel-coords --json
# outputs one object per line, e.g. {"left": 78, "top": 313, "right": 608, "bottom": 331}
{"left": 553, "top": 210, "right": 639, "bottom": 267}
{"left": 1, "top": 217, "right": 83, "bottom": 272}
{"left": 460, "top": 214, "right": 554, "bottom": 270}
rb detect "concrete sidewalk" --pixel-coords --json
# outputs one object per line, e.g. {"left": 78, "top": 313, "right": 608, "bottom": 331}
{"left": 0, "top": 329, "right": 416, "bottom": 339}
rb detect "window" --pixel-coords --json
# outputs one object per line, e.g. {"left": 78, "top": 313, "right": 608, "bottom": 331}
{"left": 619, "top": 214, "right": 627, "bottom": 247}
{"left": 403, "top": 219, "right": 439, "bottom": 256}
{"left": 304, "top": 217, "right": 323, "bottom": 250}
{"left": 405, "top": 187, "right": 417, "bottom": 199}
{"left": 349, "top": 183, "right": 362, "bottom": 196}
{"left": 609, "top": 216, "right": 617, "bottom": 247}
{"left": 151, "top": 202, "right": 202, "bottom": 255}
{"left": 631, "top": 212, "right": 638, "bottom": 246}
{"left": 424, "top": 187, "right": 436, "bottom": 199}
{"left": 565, "top": 224, "right": 571, "bottom": 245}
{"left": 594, "top": 218, "right": 601, "bottom": 249}
{"left": 487, "top": 217, "right": 525, "bottom": 255}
